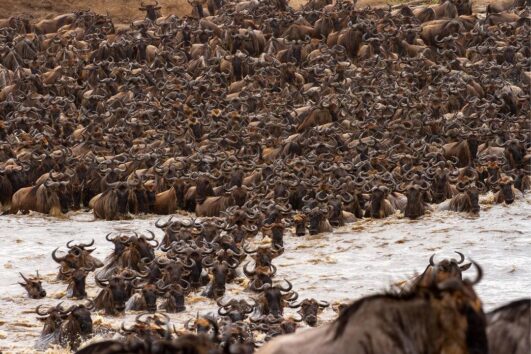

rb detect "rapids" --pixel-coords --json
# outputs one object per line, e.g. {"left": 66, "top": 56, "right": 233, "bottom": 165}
{"left": 0, "top": 195, "right": 529, "bottom": 353}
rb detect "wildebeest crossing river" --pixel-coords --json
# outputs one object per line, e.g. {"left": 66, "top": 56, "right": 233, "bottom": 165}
{"left": 0, "top": 0, "right": 530, "bottom": 351}
{"left": 0, "top": 195, "right": 529, "bottom": 353}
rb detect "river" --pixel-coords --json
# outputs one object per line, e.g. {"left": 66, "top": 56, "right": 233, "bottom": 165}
{"left": 0, "top": 194, "right": 529, "bottom": 353}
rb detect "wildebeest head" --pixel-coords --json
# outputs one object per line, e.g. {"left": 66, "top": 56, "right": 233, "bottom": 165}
{"left": 417, "top": 251, "right": 472, "bottom": 287}
{"left": 132, "top": 280, "right": 161, "bottom": 312}
{"left": 61, "top": 265, "right": 94, "bottom": 299}
{"left": 289, "top": 298, "right": 329, "bottom": 326}
{"left": 244, "top": 262, "right": 276, "bottom": 291}
{"left": 139, "top": 1, "right": 162, "bottom": 21}
{"left": 195, "top": 175, "right": 215, "bottom": 204}
{"left": 367, "top": 185, "right": 390, "bottom": 218}
{"left": 184, "top": 314, "right": 219, "bottom": 338}
{"left": 58, "top": 302, "right": 94, "bottom": 349}
{"left": 503, "top": 138, "right": 525, "bottom": 168}
{"left": 203, "top": 261, "right": 236, "bottom": 299}
{"left": 133, "top": 231, "right": 159, "bottom": 260}
{"left": 52, "top": 247, "right": 82, "bottom": 273}
{"left": 65, "top": 239, "right": 104, "bottom": 269}
{"left": 432, "top": 167, "right": 452, "bottom": 203}
{"left": 457, "top": 182, "right": 482, "bottom": 214}
{"left": 217, "top": 298, "right": 255, "bottom": 322}
{"left": 495, "top": 175, "right": 516, "bottom": 204}
{"left": 95, "top": 273, "right": 134, "bottom": 314}
{"left": 263, "top": 222, "right": 285, "bottom": 248}
{"left": 105, "top": 233, "right": 130, "bottom": 257}
{"left": 402, "top": 181, "right": 430, "bottom": 219}
{"left": 334, "top": 262, "right": 487, "bottom": 354}
{"left": 293, "top": 213, "right": 307, "bottom": 236}
{"left": 36, "top": 303, "right": 64, "bottom": 335}
{"left": 306, "top": 207, "right": 327, "bottom": 235}
{"left": 121, "top": 313, "right": 172, "bottom": 340}
{"left": 160, "top": 283, "right": 188, "bottom": 313}
{"left": 256, "top": 280, "right": 296, "bottom": 317}
{"left": 157, "top": 259, "right": 183, "bottom": 284}
{"left": 109, "top": 181, "right": 131, "bottom": 215}
{"left": 43, "top": 180, "right": 71, "bottom": 214}
{"left": 19, "top": 271, "right": 46, "bottom": 299}
{"left": 243, "top": 244, "right": 278, "bottom": 268}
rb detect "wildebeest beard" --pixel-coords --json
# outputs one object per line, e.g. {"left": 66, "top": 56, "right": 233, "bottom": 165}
{"left": 507, "top": 144, "right": 523, "bottom": 166}
{"left": 404, "top": 188, "right": 424, "bottom": 219}
{"left": 500, "top": 183, "right": 515, "bottom": 204}
{"left": 115, "top": 185, "right": 129, "bottom": 214}
{"left": 370, "top": 191, "right": 384, "bottom": 217}
{"left": 466, "top": 189, "right": 480, "bottom": 213}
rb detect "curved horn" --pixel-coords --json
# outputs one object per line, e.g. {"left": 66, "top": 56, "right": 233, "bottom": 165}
{"left": 454, "top": 251, "right": 465, "bottom": 264}
{"left": 429, "top": 254, "right": 436, "bottom": 266}
{"left": 278, "top": 279, "right": 292, "bottom": 292}
{"left": 52, "top": 248, "right": 66, "bottom": 263}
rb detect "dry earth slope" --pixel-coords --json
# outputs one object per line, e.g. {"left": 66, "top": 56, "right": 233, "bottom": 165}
{"left": 1, "top": 0, "right": 495, "bottom": 24}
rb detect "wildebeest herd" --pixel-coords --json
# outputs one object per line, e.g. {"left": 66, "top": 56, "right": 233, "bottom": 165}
{"left": 2, "top": 0, "right": 530, "bottom": 352}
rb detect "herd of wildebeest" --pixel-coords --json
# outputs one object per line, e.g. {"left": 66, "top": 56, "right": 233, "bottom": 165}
{"left": 1, "top": 0, "right": 530, "bottom": 352}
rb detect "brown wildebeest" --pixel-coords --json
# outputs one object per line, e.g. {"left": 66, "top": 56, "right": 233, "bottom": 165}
{"left": 406, "top": 251, "right": 472, "bottom": 289}
{"left": 487, "top": 298, "right": 530, "bottom": 354}
{"left": 94, "top": 272, "right": 135, "bottom": 315}
{"left": 61, "top": 265, "right": 94, "bottom": 299}
{"left": 91, "top": 181, "right": 132, "bottom": 220}
{"left": 19, "top": 271, "right": 46, "bottom": 299}
{"left": 9, "top": 180, "right": 70, "bottom": 217}
{"left": 492, "top": 175, "right": 523, "bottom": 204}
{"left": 439, "top": 181, "right": 484, "bottom": 214}
{"left": 139, "top": 1, "right": 162, "bottom": 21}
{"left": 257, "top": 263, "right": 487, "bottom": 354}
{"left": 288, "top": 298, "right": 329, "bottom": 327}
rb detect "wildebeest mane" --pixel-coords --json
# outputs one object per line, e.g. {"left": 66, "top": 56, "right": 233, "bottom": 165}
{"left": 487, "top": 298, "right": 530, "bottom": 320}
{"left": 331, "top": 289, "right": 419, "bottom": 340}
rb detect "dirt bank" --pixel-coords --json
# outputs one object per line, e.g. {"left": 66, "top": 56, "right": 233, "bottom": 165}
{"left": 1, "top": 0, "right": 496, "bottom": 24}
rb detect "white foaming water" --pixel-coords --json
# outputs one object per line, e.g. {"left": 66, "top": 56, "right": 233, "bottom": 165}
{"left": 0, "top": 196, "right": 530, "bottom": 353}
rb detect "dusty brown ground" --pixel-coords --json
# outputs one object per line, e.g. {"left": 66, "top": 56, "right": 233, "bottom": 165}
{"left": 0, "top": 0, "right": 495, "bottom": 25}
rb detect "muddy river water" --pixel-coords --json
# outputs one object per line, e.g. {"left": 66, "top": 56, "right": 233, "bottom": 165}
{"left": 0, "top": 195, "right": 530, "bottom": 353}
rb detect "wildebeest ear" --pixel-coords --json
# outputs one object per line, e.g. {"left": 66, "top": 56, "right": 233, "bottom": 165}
{"left": 460, "top": 263, "right": 472, "bottom": 271}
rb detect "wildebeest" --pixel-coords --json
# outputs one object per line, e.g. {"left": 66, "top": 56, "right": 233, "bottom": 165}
{"left": 52, "top": 240, "right": 103, "bottom": 280}
{"left": 9, "top": 180, "right": 70, "bottom": 217}
{"left": 37, "top": 302, "right": 94, "bottom": 350}
{"left": 94, "top": 272, "right": 135, "bottom": 315}
{"left": 288, "top": 298, "right": 329, "bottom": 327}
{"left": 202, "top": 260, "right": 236, "bottom": 299}
{"left": 126, "top": 280, "right": 164, "bottom": 312}
{"left": 159, "top": 283, "right": 189, "bottom": 313}
{"left": 92, "top": 181, "right": 132, "bottom": 220}
{"left": 302, "top": 207, "right": 332, "bottom": 235}
{"left": 19, "top": 271, "right": 46, "bottom": 299}
{"left": 487, "top": 298, "right": 530, "bottom": 354}
{"left": 493, "top": 175, "right": 523, "bottom": 205}
{"left": 399, "top": 180, "right": 432, "bottom": 219}
{"left": 217, "top": 298, "right": 255, "bottom": 322}
{"left": 254, "top": 280, "right": 297, "bottom": 318}
{"left": 363, "top": 185, "right": 406, "bottom": 218}
{"left": 257, "top": 263, "right": 487, "bottom": 354}
{"left": 35, "top": 303, "right": 65, "bottom": 350}
{"left": 61, "top": 265, "right": 94, "bottom": 299}
{"left": 139, "top": 1, "right": 162, "bottom": 21}
{"left": 407, "top": 251, "right": 472, "bottom": 289}
{"left": 440, "top": 181, "right": 484, "bottom": 214}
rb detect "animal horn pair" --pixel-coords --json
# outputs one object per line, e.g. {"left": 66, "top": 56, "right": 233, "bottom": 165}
{"left": 430, "top": 251, "right": 465, "bottom": 266}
